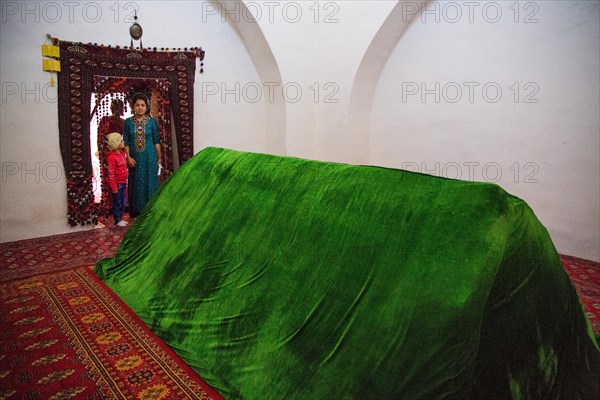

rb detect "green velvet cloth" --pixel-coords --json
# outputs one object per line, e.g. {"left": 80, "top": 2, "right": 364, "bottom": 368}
{"left": 96, "top": 147, "right": 599, "bottom": 399}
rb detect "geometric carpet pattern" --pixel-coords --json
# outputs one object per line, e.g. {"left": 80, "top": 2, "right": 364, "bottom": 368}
{"left": 0, "top": 266, "right": 222, "bottom": 399}
{"left": 0, "top": 227, "right": 223, "bottom": 400}
{"left": 0, "top": 228, "right": 126, "bottom": 283}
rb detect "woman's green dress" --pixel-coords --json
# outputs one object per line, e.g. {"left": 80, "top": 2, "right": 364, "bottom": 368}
{"left": 123, "top": 115, "right": 160, "bottom": 217}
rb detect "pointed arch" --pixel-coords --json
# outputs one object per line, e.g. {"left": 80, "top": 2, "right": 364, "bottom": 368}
{"left": 213, "top": 0, "right": 286, "bottom": 155}
{"left": 349, "top": 0, "right": 430, "bottom": 164}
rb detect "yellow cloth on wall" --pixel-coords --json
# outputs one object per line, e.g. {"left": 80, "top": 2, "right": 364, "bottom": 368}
{"left": 41, "top": 44, "right": 60, "bottom": 58}
{"left": 42, "top": 59, "right": 60, "bottom": 72}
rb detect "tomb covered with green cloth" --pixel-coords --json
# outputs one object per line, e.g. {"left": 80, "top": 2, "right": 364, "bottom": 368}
{"left": 96, "top": 147, "right": 599, "bottom": 399}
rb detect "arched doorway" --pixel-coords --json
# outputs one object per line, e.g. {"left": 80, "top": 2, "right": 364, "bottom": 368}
{"left": 90, "top": 77, "right": 177, "bottom": 223}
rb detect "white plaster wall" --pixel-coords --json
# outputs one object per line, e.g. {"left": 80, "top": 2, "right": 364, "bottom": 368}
{"left": 247, "top": 0, "right": 396, "bottom": 161}
{"left": 0, "top": 0, "right": 265, "bottom": 242}
{"left": 370, "top": 1, "right": 600, "bottom": 260}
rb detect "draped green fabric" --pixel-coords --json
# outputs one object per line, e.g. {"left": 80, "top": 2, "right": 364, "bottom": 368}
{"left": 96, "top": 147, "right": 599, "bottom": 399}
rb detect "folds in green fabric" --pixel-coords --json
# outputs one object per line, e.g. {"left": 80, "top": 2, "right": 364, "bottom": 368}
{"left": 97, "top": 147, "right": 599, "bottom": 399}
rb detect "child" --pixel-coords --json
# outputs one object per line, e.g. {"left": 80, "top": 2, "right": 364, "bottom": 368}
{"left": 106, "top": 132, "right": 129, "bottom": 227}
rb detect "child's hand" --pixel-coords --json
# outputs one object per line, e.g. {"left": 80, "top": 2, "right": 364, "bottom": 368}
{"left": 112, "top": 189, "right": 118, "bottom": 194}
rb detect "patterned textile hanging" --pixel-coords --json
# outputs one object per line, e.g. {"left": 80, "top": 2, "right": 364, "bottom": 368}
{"left": 147, "top": 85, "right": 175, "bottom": 183}
{"left": 57, "top": 40, "right": 203, "bottom": 226}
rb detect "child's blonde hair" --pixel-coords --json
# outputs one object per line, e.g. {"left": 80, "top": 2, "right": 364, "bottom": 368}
{"left": 106, "top": 132, "right": 123, "bottom": 151}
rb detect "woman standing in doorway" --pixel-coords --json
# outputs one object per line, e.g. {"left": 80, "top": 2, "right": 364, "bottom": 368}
{"left": 124, "top": 92, "right": 162, "bottom": 218}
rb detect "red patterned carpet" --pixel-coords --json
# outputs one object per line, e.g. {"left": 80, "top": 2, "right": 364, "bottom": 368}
{"left": 1, "top": 227, "right": 599, "bottom": 399}
{"left": 0, "top": 228, "right": 223, "bottom": 400}
{"left": 561, "top": 254, "right": 600, "bottom": 336}
{"left": 0, "top": 227, "right": 126, "bottom": 283}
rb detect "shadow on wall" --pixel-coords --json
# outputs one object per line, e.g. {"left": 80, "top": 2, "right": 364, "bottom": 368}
{"left": 210, "top": 0, "right": 287, "bottom": 155}
{"left": 349, "top": 0, "right": 431, "bottom": 165}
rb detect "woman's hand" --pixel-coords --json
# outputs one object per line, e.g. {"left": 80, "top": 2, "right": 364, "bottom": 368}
{"left": 127, "top": 157, "right": 136, "bottom": 167}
